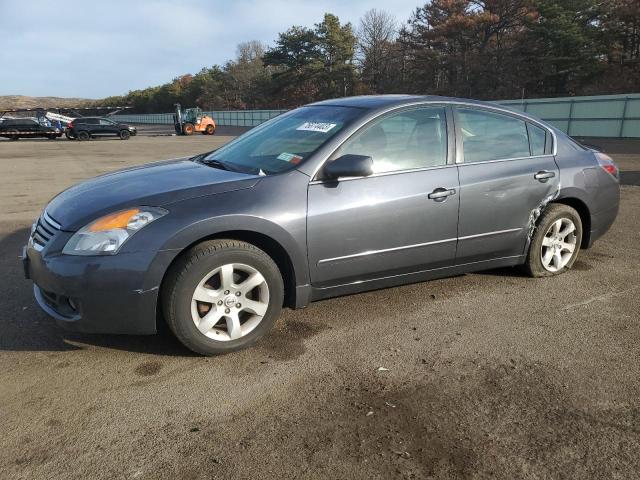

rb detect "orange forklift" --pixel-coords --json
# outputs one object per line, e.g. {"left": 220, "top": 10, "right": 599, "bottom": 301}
{"left": 173, "top": 103, "right": 216, "bottom": 135}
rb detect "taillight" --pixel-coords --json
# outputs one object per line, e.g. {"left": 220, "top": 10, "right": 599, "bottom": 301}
{"left": 595, "top": 152, "right": 619, "bottom": 179}
{"left": 67, "top": 122, "right": 74, "bottom": 129}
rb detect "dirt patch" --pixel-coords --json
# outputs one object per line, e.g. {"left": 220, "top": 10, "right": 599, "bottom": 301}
{"left": 134, "top": 361, "right": 163, "bottom": 376}
{"left": 572, "top": 260, "right": 593, "bottom": 271}
{"left": 257, "top": 316, "right": 328, "bottom": 361}
{"left": 182, "top": 358, "right": 640, "bottom": 480}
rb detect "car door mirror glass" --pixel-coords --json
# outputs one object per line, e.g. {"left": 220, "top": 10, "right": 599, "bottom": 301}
{"left": 324, "top": 154, "right": 373, "bottom": 179}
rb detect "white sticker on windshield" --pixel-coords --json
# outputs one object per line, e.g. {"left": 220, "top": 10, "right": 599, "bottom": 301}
{"left": 296, "top": 122, "right": 336, "bottom": 133}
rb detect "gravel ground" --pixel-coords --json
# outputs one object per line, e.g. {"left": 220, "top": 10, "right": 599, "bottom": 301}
{"left": 0, "top": 134, "right": 639, "bottom": 480}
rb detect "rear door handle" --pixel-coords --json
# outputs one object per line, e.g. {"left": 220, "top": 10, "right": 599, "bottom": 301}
{"left": 534, "top": 170, "right": 555, "bottom": 182}
{"left": 428, "top": 187, "right": 457, "bottom": 201}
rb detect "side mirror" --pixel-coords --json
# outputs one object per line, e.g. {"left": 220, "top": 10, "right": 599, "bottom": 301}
{"left": 324, "top": 154, "right": 373, "bottom": 180}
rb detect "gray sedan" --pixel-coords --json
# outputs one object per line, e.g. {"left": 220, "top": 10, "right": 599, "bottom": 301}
{"left": 23, "top": 95, "right": 620, "bottom": 355}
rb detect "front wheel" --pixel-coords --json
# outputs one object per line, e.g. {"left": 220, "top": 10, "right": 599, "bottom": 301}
{"left": 525, "top": 204, "right": 582, "bottom": 277}
{"left": 162, "top": 240, "right": 284, "bottom": 355}
{"left": 119, "top": 129, "right": 131, "bottom": 140}
{"left": 204, "top": 124, "right": 215, "bottom": 135}
{"left": 77, "top": 131, "right": 90, "bottom": 141}
{"left": 182, "top": 123, "right": 194, "bottom": 135}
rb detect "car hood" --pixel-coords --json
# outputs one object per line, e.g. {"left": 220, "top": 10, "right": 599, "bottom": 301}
{"left": 46, "top": 158, "right": 261, "bottom": 230}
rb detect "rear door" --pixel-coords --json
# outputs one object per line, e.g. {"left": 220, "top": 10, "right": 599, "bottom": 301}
{"left": 454, "top": 106, "right": 559, "bottom": 264}
{"left": 83, "top": 118, "right": 100, "bottom": 135}
{"left": 307, "top": 105, "right": 459, "bottom": 287}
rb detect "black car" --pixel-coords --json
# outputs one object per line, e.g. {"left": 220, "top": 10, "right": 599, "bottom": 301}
{"left": 66, "top": 117, "right": 137, "bottom": 141}
{"left": 0, "top": 118, "right": 62, "bottom": 140}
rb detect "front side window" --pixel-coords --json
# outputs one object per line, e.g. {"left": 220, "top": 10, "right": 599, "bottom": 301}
{"left": 457, "top": 108, "right": 531, "bottom": 162}
{"left": 202, "top": 106, "right": 362, "bottom": 175}
{"left": 99, "top": 118, "right": 115, "bottom": 125}
{"left": 331, "top": 107, "right": 448, "bottom": 174}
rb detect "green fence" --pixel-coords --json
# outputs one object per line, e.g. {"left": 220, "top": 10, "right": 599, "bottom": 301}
{"left": 497, "top": 94, "right": 640, "bottom": 138}
{"left": 113, "top": 94, "right": 640, "bottom": 138}
{"left": 113, "top": 109, "right": 288, "bottom": 127}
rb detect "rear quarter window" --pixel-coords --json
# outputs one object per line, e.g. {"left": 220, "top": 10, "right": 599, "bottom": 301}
{"left": 527, "top": 123, "right": 549, "bottom": 156}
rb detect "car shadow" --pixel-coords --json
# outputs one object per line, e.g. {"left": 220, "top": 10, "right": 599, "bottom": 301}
{"left": 0, "top": 225, "right": 195, "bottom": 356}
{"left": 620, "top": 171, "right": 640, "bottom": 186}
{"left": 473, "top": 265, "right": 530, "bottom": 278}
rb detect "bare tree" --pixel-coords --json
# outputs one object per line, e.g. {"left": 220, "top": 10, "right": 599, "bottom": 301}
{"left": 236, "top": 40, "right": 267, "bottom": 64}
{"left": 357, "top": 9, "right": 398, "bottom": 92}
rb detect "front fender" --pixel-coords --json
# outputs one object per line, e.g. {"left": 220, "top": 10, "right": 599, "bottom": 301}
{"left": 160, "top": 214, "right": 310, "bottom": 287}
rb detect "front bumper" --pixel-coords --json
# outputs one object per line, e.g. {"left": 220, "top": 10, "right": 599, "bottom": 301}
{"left": 23, "top": 244, "right": 174, "bottom": 335}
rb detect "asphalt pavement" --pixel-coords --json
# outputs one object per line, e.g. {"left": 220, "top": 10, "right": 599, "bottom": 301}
{"left": 0, "top": 135, "right": 638, "bottom": 480}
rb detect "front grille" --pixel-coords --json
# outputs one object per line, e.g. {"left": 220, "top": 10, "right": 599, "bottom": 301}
{"left": 31, "top": 211, "right": 61, "bottom": 251}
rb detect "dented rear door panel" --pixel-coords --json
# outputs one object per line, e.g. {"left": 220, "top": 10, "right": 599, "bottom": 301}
{"left": 455, "top": 156, "right": 560, "bottom": 264}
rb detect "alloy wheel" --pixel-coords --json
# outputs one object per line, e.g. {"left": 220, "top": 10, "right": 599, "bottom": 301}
{"left": 190, "top": 263, "right": 269, "bottom": 341}
{"left": 540, "top": 218, "right": 577, "bottom": 272}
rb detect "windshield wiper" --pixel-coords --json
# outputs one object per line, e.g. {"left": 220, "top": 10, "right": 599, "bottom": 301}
{"left": 198, "top": 158, "right": 235, "bottom": 172}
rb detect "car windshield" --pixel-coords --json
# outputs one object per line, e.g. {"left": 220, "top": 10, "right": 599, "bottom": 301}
{"left": 200, "top": 105, "right": 362, "bottom": 175}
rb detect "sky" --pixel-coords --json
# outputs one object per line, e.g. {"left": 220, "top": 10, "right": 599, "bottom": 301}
{"left": 0, "top": 0, "right": 422, "bottom": 99}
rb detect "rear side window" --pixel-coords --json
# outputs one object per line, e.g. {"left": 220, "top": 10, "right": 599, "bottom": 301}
{"left": 527, "top": 123, "right": 548, "bottom": 156}
{"left": 457, "top": 108, "right": 530, "bottom": 162}
{"left": 77, "top": 118, "right": 98, "bottom": 125}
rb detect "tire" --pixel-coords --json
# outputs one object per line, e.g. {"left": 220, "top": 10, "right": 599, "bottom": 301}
{"left": 119, "top": 129, "right": 131, "bottom": 140}
{"left": 162, "top": 239, "right": 284, "bottom": 355}
{"left": 65, "top": 131, "right": 76, "bottom": 140}
{"left": 77, "top": 131, "right": 90, "bottom": 141}
{"left": 47, "top": 135, "right": 57, "bottom": 140}
{"left": 205, "top": 124, "right": 215, "bottom": 135}
{"left": 525, "top": 204, "right": 582, "bottom": 277}
{"left": 182, "top": 123, "right": 194, "bottom": 135}
{"left": 7, "top": 129, "right": 19, "bottom": 140}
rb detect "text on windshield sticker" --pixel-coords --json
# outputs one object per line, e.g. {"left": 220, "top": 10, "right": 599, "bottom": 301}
{"left": 296, "top": 122, "right": 337, "bottom": 133}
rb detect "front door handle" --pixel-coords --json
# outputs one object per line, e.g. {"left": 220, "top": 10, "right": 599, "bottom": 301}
{"left": 534, "top": 170, "right": 555, "bottom": 182}
{"left": 428, "top": 187, "right": 457, "bottom": 201}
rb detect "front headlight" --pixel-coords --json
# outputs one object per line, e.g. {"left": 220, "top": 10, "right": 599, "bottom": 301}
{"left": 63, "top": 207, "right": 167, "bottom": 255}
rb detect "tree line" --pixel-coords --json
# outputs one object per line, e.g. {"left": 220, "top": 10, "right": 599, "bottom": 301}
{"left": 96, "top": 0, "right": 640, "bottom": 113}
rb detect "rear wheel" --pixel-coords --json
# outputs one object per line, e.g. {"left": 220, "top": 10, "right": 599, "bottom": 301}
{"left": 119, "top": 129, "right": 131, "bottom": 140}
{"left": 77, "top": 131, "right": 90, "bottom": 141}
{"left": 7, "top": 129, "right": 19, "bottom": 140}
{"left": 204, "top": 124, "right": 215, "bottom": 135}
{"left": 182, "top": 123, "right": 194, "bottom": 135}
{"left": 162, "top": 240, "right": 284, "bottom": 355}
{"left": 525, "top": 204, "right": 582, "bottom": 277}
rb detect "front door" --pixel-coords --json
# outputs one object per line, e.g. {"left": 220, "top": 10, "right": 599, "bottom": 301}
{"left": 454, "top": 107, "right": 560, "bottom": 263}
{"left": 307, "top": 106, "right": 459, "bottom": 287}
{"left": 99, "top": 118, "right": 117, "bottom": 136}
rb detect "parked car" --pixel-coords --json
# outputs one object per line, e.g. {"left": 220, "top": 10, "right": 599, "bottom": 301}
{"left": 23, "top": 95, "right": 620, "bottom": 355}
{"left": 0, "top": 118, "right": 62, "bottom": 140}
{"left": 66, "top": 117, "right": 137, "bottom": 140}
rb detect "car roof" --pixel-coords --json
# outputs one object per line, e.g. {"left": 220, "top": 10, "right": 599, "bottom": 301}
{"left": 307, "top": 94, "right": 549, "bottom": 126}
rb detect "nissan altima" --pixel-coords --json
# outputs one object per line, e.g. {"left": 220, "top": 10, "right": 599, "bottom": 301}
{"left": 23, "top": 95, "right": 620, "bottom": 355}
